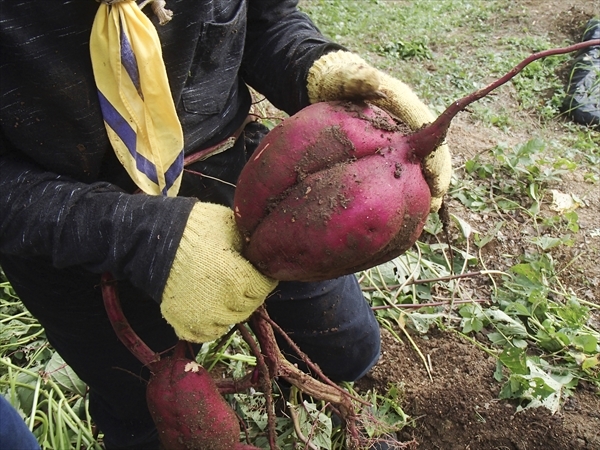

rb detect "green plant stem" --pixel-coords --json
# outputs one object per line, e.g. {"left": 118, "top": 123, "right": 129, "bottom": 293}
{"left": 57, "top": 397, "right": 66, "bottom": 450}
{"left": 577, "top": 298, "right": 600, "bottom": 310}
{"left": 29, "top": 376, "right": 42, "bottom": 430}
{"left": 446, "top": 327, "right": 498, "bottom": 359}
{"left": 0, "top": 328, "right": 45, "bottom": 350}
{"left": 2, "top": 379, "right": 100, "bottom": 449}
{"left": 33, "top": 410, "right": 49, "bottom": 445}
{"left": 0, "top": 360, "right": 99, "bottom": 448}
{"left": 0, "top": 311, "right": 31, "bottom": 322}
{"left": 48, "top": 392, "right": 56, "bottom": 450}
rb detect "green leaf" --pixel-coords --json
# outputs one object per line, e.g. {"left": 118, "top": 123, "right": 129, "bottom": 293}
{"left": 554, "top": 301, "right": 589, "bottom": 328}
{"left": 573, "top": 335, "right": 598, "bottom": 354}
{"left": 512, "top": 338, "right": 529, "bottom": 349}
{"left": 487, "top": 331, "right": 508, "bottom": 346}
{"left": 293, "top": 401, "right": 332, "bottom": 450}
{"left": 487, "top": 310, "right": 528, "bottom": 337}
{"left": 372, "top": 261, "right": 400, "bottom": 286}
{"left": 494, "top": 360, "right": 504, "bottom": 382}
{"left": 510, "top": 263, "right": 544, "bottom": 285}
{"left": 407, "top": 312, "right": 444, "bottom": 334}
{"left": 498, "top": 357, "right": 572, "bottom": 414}
{"left": 530, "top": 236, "right": 563, "bottom": 251}
{"left": 464, "top": 159, "right": 478, "bottom": 174}
{"left": 518, "top": 138, "right": 546, "bottom": 157}
{"left": 564, "top": 211, "right": 580, "bottom": 232}
{"left": 459, "top": 303, "right": 483, "bottom": 318}
{"left": 46, "top": 352, "right": 87, "bottom": 397}
{"left": 536, "top": 329, "right": 564, "bottom": 353}
{"left": 462, "top": 317, "right": 484, "bottom": 334}
{"left": 450, "top": 214, "right": 473, "bottom": 239}
{"left": 234, "top": 393, "right": 269, "bottom": 431}
{"left": 554, "top": 332, "right": 571, "bottom": 347}
{"left": 499, "top": 347, "right": 528, "bottom": 375}
{"left": 504, "top": 302, "right": 532, "bottom": 317}
{"left": 474, "top": 221, "right": 504, "bottom": 248}
{"left": 582, "top": 355, "right": 599, "bottom": 371}
{"left": 424, "top": 213, "right": 443, "bottom": 235}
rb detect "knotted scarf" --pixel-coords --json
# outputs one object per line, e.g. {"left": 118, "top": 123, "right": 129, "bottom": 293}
{"left": 90, "top": 0, "right": 183, "bottom": 196}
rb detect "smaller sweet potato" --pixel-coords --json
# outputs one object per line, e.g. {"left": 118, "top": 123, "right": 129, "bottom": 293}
{"left": 146, "top": 348, "right": 243, "bottom": 450}
{"left": 101, "top": 277, "right": 259, "bottom": 450}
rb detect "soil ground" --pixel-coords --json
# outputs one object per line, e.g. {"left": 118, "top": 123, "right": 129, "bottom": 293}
{"left": 354, "top": 0, "right": 599, "bottom": 448}
{"left": 357, "top": 328, "right": 599, "bottom": 450}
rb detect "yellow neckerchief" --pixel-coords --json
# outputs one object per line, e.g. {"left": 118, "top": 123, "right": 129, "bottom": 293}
{"left": 90, "top": 0, "right": 183, "bottom": 196}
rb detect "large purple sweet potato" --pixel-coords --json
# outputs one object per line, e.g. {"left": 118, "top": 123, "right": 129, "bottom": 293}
{"left": 234, "top": 101, "right": 430, "bottom": 281}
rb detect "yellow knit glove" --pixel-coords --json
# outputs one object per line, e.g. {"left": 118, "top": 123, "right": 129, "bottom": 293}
{"left": 307, "top": 50, "right": 452, "bottom": 212}
{"left": 161, "top": 203, "right": 278, "bottom": 343}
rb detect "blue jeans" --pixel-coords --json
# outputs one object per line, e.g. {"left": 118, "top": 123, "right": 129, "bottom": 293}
{"left": 0, "top": 396, "right": 40, "bottom": 450}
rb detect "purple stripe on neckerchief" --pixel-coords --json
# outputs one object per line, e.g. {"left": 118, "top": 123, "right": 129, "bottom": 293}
{"left": 97, "top": 90, "right": 159, "bottom": 185}
{"left": 119, "top": 19, "right": 142, "bottom": 97}
{"left": 162, "top": 150, "right": 184, "bottom": 195}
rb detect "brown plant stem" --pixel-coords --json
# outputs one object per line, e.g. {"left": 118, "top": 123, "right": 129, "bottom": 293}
{"left": 361, "top": 270, "right": 504, "bottom": 292}
{"left": 371, "top": 298, "right": 490, "bottom": 310}
{"left": 248, "top": 307, "right": 363, "bottom": 448}
{"left": 213, "top": 372, "right": 256, "bottom": 395}
{"left": 256, "top": 310, "right": 370, "bottom": 407}
{"left": 235, "top": 323, "right": 279, "bottom": 450}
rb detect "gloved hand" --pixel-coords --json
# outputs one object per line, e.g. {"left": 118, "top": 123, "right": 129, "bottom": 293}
{"left": 307, "top": 50, "right": 452, "bottom": 212}
{"left": 160, "top": 202, "right": 278, "bottom": 343}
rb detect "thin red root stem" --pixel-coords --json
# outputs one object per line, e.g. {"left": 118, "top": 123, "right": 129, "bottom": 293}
{"left": 248, "top": 307, "right": 363, "bottom": 447}
{"left": 100, "top": 272, "right": 160, "bottom": 370}
{"left": 235, "top": 324, "right": 279, "bottom": 450}
{"left": 257, "top": 310, "right": 369, "bottom": 406}
{"left": 410, "top": 39, "right": 600, "bottom": 160}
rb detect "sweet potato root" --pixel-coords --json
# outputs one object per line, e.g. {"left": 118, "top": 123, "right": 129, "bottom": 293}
{"left": 235, "top": 101, "right": 429, "bottom": 281}
{"left": 101, "top": 274, "right": 259, "bottom": 450}
{"left": 146, "top": 343, "right": 243, "bottom": 450}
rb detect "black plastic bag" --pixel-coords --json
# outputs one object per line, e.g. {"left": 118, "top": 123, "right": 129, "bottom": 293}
{"left": 562, "top": 18, "right": 600, "bottom": 128}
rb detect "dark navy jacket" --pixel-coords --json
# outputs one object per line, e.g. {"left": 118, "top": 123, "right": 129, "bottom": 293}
{"left": 0, "top": 0, "right": 342, "bottom": 300}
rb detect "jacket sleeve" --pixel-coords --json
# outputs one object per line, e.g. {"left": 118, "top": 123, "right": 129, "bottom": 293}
{"left": 242, "top": 0, "right": 345, "bottom": 115}
{"left": 0, "top": 149, "right": 196, "bottom": 301}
